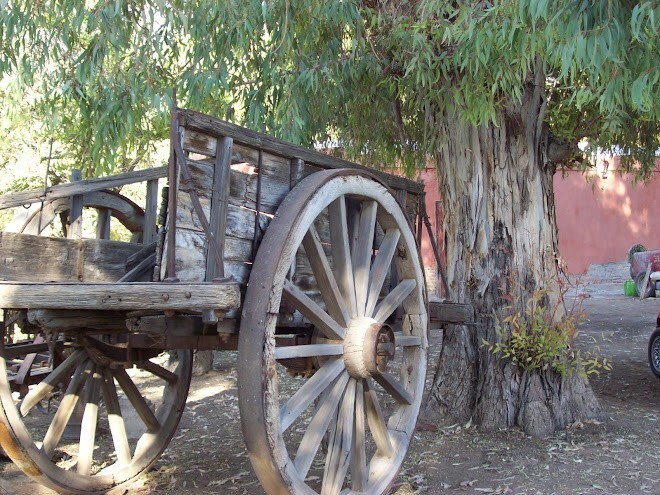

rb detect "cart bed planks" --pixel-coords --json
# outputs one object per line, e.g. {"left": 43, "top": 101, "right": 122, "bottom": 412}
{"left": 0, "top": 232, "right": 147, "bottom": 283}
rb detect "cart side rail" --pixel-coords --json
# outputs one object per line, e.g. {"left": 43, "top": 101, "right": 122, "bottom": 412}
{"left": 0, "top": 167, "right": 167, "bottom": 211}
{"left": 178, "top": 108, "right": 424, "bottom": 195}
{"left": 166, "top": 107, "right": 427, "bottom": 295}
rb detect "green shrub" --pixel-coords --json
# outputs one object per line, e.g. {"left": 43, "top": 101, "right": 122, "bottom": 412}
{"left": 482, "top": 282, "right": 610, "bottom": 378}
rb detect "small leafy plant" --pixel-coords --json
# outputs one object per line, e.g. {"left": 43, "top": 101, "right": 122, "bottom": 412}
{"left": 482, "top": 277, "right": 611, "bottom": 378}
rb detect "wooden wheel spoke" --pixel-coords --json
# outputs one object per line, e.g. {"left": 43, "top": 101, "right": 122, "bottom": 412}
{"left": 41, "top": 360, "right": 92, "bottom": 457}
{"left": 282, "top": 281, "right": 345, "bottom": 340}
{"left": 393, "top": 332, "right": 422, "bottom": 347}
{"left": 352, "top": 201, "right": 377, "bottom": 317}
{"left": 138, "top": 360, "right": 178, "bottom": 384}
{"left": 303, "top": 224, "right": 350, "bottom": 327}
{"left": 101, "top": 368, "right": 132, "bottom": 465}
{"left": 372, "top": 371, "right": 413, "bottom": 405}
{"left": 321, "top": 379, "right": 356, "bottom": 495}
{"left": 280, "top": 358, "right": 345, "bottom": 433}
{"left": 112, "top": 367, "right": 160, "bottom": 433}
{"left": 365, "top": 228, "right": 401, "bottom": 317}
{"left": 20, "top": 349, "right": 86, "bottom": 416}
{"left": 294, "top": 372, "right": 350, "bottom": 478}
{"left": 372, "top": 279, "right": 416, "bottom": 324}
{"left": 364, "top": 381, "right": 393, "bottom": 457}
{"left": 351, "top": 379, "right": 368, "bottom": 491}
{"left": 328, "top": 196, "right": 357, "bottom": 318}
{"left": 77, "top": 366, "right": 101, "bottom": 475}
{"left": 274, "top": 343, "right": 344, "bottom": 360}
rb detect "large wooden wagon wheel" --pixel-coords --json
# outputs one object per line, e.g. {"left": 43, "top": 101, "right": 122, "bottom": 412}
{"left": 238, "top": 170, "right": 428, "bottom": 495}
{"left": 0, "top": 325, "right": 192, "bottom": 494}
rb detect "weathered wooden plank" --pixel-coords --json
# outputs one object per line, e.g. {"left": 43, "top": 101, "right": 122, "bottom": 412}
{"left": 96, "top": 208, "right": 111, "bottom": 240}
{"left": 178, "top": 109, "right": 424, "bottom": 194}
{"left": 127, "top": 314, "right": 206, "bottom": 336}
{"left": 68, "top": 169, "right": 83, "bottom": 239}
{"left": 206, "top": 136, "right": 233, "bottom": 280}
{"left": 428, "top": 300, "right": 475, "bottom": 325}
{"left": 143, "top": 179, "right": 159, "bottom": 245}
{"left": 27, "top": 310, "right": 127, "bottom": 331}
{"left": 233, "top": 143, "right": 294, "bottom": 184}
{"left": 118, "top": 253, "right": 157, "bottom": 282}
{"left": 175, "top": 158, "right": 284, "bottom": 232}
{"left": 229, "top": 166, "right": 290, "bottom": 215}
{"left": 126, "top": 333, "right": 239, "bottom": 351}
{"left": 290, "top": 157, "right": 306, "bottom": 189}
{"left": 0, "top": 167, "right": 168, "bottom": 210}
{"left": 182, "top": 128, "right": 217, "bottom": 157}
{"left": 0, "top": 282, "right": 240, "bottom": 311}
{"left": 225, "top": 204, "right": 270, "bottom": 241}
{"left": 0, "top": 232, "right": 145, "bottom": 283}
{"left": 126, "top": 313, "right": 237, "bottom": 335}
{"left": 126, "top": 241, "right": 158, "bottom": 268}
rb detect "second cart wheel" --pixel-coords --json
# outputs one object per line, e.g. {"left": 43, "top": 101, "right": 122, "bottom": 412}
{"left": 0, "top": 329, "right": 192, "bottom": 494}
{"left": 238, "top": 170, "right": 428, "bottom": 495}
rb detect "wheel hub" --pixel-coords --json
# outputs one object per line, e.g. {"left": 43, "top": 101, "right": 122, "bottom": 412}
{"left": 343, "top": 317, "right": 396, "bottom": 378}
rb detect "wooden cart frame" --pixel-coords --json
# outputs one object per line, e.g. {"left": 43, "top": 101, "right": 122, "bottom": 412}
{"left": 0, "top": 106, "right": 471, "bottom": 494}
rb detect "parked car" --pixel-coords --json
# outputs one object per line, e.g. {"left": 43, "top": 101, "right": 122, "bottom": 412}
{"left": 649, "top": 312, "right": 660, "bottom": 378}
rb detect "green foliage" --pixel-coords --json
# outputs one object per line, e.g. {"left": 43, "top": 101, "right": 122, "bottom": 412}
{"left": 482, "top": 282, "right": 611, "bottom": 378}
{"left": 0, "top": 0, "right": 657, "bottom": 179}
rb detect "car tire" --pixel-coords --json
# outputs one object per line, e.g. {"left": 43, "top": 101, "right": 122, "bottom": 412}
{"left": 649, "top": 328, "right": 660, "bottom": 378}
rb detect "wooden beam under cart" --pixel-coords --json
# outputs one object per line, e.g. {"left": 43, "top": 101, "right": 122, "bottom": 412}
{"left": 0, "top": 282, "right": 240, "bottom": 312}
{"left": 428, "top": 301, "right": 475, "bottom": 325}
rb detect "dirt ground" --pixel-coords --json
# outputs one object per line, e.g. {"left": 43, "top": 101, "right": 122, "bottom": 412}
{"left": 1, "top": 282, "right": 658, "bottom": 495}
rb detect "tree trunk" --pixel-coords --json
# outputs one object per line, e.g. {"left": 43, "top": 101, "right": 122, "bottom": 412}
{"left": 426, "top": 76, "right": 601, "bottom": 437}
{"left": 192, "top": 350, "right": 214, "bottom": 376}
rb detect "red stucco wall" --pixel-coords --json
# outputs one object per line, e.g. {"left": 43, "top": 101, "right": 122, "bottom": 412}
{"left": 553, "top": 160, "right": 659, "bottom": 274}
{"left": 419, "top": 159, "right": 659, "bottom": 283}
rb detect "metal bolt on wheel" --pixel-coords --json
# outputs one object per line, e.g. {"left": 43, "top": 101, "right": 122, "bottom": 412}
{"left": 238, "top": 170, "right": 428, "bottom": 495}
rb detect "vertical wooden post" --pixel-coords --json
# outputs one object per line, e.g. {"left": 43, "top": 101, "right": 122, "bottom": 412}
{"left": 288, "top": 158, "right": 306, "bottom": 280}
{"left": 205, "top": 137, "right": 233, "bottom": 282}
{"left": 143, "top": 179, "right": 159, "bottom": 245}
{"left": 68, "top": 169, "right": 83, "bottom": 239}
{"left": 290, "top": 158, "right": 305, "bottom": 189}
{"left": 251, "top": 151, "right": 264, "bottom": 259}
{"left": 96, "top": 209, "right": 111, "bottom": 240}
{"left": 165, "top": 95, "right": 179, "bottom": 282}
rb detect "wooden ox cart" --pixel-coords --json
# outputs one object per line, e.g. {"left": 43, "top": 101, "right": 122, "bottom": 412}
{"left": 0, "top": 106, "right": 471, "bottom": 494}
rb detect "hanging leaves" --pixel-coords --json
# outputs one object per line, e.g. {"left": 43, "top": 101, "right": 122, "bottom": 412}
{"left": 0, "top": 0, "right": 656, "bottom": 178}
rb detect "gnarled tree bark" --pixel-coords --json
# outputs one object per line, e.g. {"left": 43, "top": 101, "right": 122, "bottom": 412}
{"left": 426, "top": 72, "right": 601, "bottom": 437}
